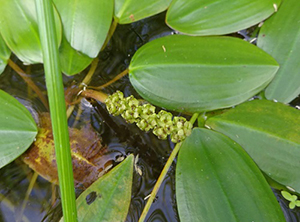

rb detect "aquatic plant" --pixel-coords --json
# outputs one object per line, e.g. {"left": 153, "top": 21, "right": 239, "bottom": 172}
{"left": 0, "top": 0, "right": 300, "bottom": 221}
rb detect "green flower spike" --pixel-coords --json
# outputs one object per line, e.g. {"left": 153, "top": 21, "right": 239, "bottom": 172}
{"left": 105, "top": 91, "right": 193, "bottom": 143}
{"left": 170, "top": 117, "right": 193, "bottom": 143}
{"left": 281, "top": 190, "right": 300, "bottom": 209}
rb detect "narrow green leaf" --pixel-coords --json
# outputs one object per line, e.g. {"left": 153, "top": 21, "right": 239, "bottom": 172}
{"left": 0, "top": 34, "right": 11, "bottom": 74}
{"left": 206, "top": 99, "right": 300, "bottom": 192}
{"left": 59, "top": 35, "right": 93, "bottom": 75}
{"left": 114, "top": 0, "right": 171, "bottom": 24}
{"left": 129, "top": 35, "right": 278, "bottom": 112}
{"left": 166, "top": 0, "right": 281, "bottom": 35}
{"left": 53, "top": 0, "right": 113, "bottom": 58}
{"left": 61, "top": 155, "right": 134, "bottom": 222}
{"left": 0, "top": 0, "right": 61, "bottom": 64}
{"left": 176, "top": 128, "right": 285, "bottom": 222}
{"left": 0, "top": 90, "right": 37, "bottom": 168}
{"left": 257, "top": 0, "right": 300, "bottom": 103}
{"left": 35, "top": 0, "right": 77, "bottom": 220}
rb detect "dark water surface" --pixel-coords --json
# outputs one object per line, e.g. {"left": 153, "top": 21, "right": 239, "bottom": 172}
{"left": 0, "top": 11, "right": 300, "bottom": 222}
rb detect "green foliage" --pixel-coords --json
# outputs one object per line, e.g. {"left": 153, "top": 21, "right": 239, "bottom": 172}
{"left": 0, "top": 34, "right": 10, "bottom": 74}
{"left": 176, "top": 128, "right": 285, "bottom": 222}
{"left": 0, "top": 0, "right": 62, "bottom": 64}
{"left": 61, "top": 155, "right": 134, "bottom": 222}
{"left": 166, "top": 0, "right": 281, "bottom": 35}
{"left": 129, "top": 35, "right": 278, "bottom": 112}
{"left": 0, "top": 90, "right": 37, "bottom": 169}
{"left": 35, "top": 0, "right": 77, "bottom": 220}
{"left": 281, "top": 191, "right": 300, "bottom": 209}
{"left": 257, "top": 0, "right": 300, "bottom": 103}
{"left": 59, "top": 36, "right": 93, "bottom": 75}
{"left": 53, "top": 0, "right": 113, "bottom": 58}
{"left": 1, "top": 0, "right": 300, "bottom": 221}
{"left": 206, "top": 99, "right": 300, "bottom": 193}
{"left": 114, "top": 0, "right": 171, "bottom": 24}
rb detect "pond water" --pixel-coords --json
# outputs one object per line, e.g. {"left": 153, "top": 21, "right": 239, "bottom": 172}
{"left": 0, "top": 12, "right": 300, "bottom": 222}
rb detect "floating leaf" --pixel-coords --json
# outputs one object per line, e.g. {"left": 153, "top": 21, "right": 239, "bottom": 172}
{"left": 129, "top": 35, "right": 278, "bottom": 112}
{"left": 60, "top": 155, "right": 134, "bottom": 222}
{"left": 0, "top": 90, "right": 37, "bottom": 169}
{"left": 59, "top": 36, "right": 93, "bottom": 75}
{"left": 281, "top": 191, "right": 300, "bottom": 210}
{"left": 166, "top": 0, "right": 281, "bottom": 35}
{"left": 257, "top": 0, "right": 300, "bottom": 103}
{"left": 0, "top": 34, "right": 11, "bottom": 74}
{"left": 206, "top": 99, "right": 300, "bottom": 192}
{"left": 53, "top": 0, "right": 113, "bottom": 58}
{"left": 114, "top": 0, "right": 171, "bottom": 24}
{"left": 176, "top": 128, "right": 285, "bottom": 222}
{"left": 0, "top": 0, "right": 61, "bottom": 64}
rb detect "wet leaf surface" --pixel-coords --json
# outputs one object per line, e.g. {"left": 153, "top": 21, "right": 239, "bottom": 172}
{"left": 22, "top": 112, "right": 109, "bottom": 188}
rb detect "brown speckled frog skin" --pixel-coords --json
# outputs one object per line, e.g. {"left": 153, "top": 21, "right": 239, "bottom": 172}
{"left": 22, "top": 112, "right": 108, "bottom": 188}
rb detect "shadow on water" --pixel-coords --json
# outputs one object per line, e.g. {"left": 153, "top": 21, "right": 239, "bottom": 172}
{"left": 0, "top": 11, "right": 300, "bottom": 222}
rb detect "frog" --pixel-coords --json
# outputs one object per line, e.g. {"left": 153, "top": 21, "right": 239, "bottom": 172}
{"left": 22, "top": 112, "right": 111, "bottom": 188}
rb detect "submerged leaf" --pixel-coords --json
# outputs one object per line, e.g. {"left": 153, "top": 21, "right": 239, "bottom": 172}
{"left": 0, "top": 90, "right": 37, "bottom": 169}
{"left": 257, "top": 0, "right": 300, "bottom": 103}
{"left": 176, "top": 128, "right": 285, "bottom": 222}
{"left": 0, "top": 0, "right": 61, "bottom": 64}
{"left": 60, "top": 155, "right": 134, "bottom": 222}
{"left": 129, "top": 35, "right": 278, "bottom": 112}
{"left": 206, "top": 99, "right": 300, "bottom": 192}
{"left": 166, "top": 0, "right": 281, "bottom": 35}
{"left": 22, "top": 113, "right": 111, "bottom": 188}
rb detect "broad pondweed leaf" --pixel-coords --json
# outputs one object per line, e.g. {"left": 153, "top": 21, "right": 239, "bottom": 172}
{"left": 176, "top": 128, "right": 285, "bottom": 222}
{"left": 53, "top": 0, "right": 113, "bottom": 58}
{"left": 114, "top": 0, "right": 171, "bottom": 24}
{"left": 59, "top": 35, "right": 93, "bottom": 75}
{"left": 206, "top": 99, "right": 300, "bottom": 193}
{"left": 0, "top": 90, "right": 37, "bottom": 169}
{"left": 257, "top": 0, "right": 300, "bottom": 103}
{"left": 0, "top": 34, "right": 11, "bottom": 74}
{"left": 129, "top": 35, "right": 278, "bottom": 113}
{"left": 0, "top": 0, "right": 61, "bottom": 64}
{"left": 60, "top": 154, "right": 134, "bottom": 222}
{"left": 166, "top": 0, "right": 281, "bottom": 35}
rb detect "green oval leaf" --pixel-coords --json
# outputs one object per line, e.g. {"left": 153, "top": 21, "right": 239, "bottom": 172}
{"left": 59, "top": 35, "right": 93, "bottom": 75}
{"left": 0, "top": 34, "right": 11, "bottom": 74}
{"left": 60, "top": 154, "right": 134, "bottom": 222}
{"left": 53, "top": 0, "right": 113, "bottom": 58}
{"left": 0, "top": 0, "right": 61, "bottom": 64}
{"left": 129, "top": 35, "right": 278, "bottom": 112}
{"left": 206, "top": 99, "right": 300, "bottom": 192}
{"left": 257, "top": 0, "right": 300, "bottom": 103}
{"left": 166, "top": 0, "right": 281, "bottom": 35}
{"left": 0, "top": 90, "right": 37, "bottom": 169}
{"left": 177, "top": 128, "right": 285, "bottom": 222}
{"left": 114, "top": 0, "right": 171, "bottom": 24}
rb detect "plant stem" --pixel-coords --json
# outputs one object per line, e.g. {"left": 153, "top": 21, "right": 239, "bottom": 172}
{"left": 81, "top": 89, "right": 108, "bottom": 103}
{"left": 34, "top": 0, "right": 77, "bottom": 221}
{"left": 101, "top": 19, "right": 118, "bottom": 50}
{"left": 138, "top": 113, "right": 200, "bottom": 222}
{"left": 90, "top": 68, "right": 129, "bottom": 90}
{"left": 8, "top": 59, "right": 49, "bottom": 109}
